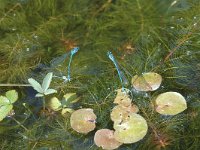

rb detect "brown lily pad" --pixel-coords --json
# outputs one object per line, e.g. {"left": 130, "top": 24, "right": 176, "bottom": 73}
{"left": 94, "top": 129, "right": 122, "bottom": 150}
{"left": 114, "top": 88, "right": 132, "bottom": 107}
{"left": 132, "top": 72, "right": 162, "bottom": 91}
{"left": 70, "top": 108, "right": 97, "bottom": 134}
{"left": 155, "top": 92, "right": 187, "bottom": 115}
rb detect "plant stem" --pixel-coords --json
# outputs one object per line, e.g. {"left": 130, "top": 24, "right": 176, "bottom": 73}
{"left": 0, "top": 84, "right": 31, "bottom": 87}
{"left": 43, "top": 97, "right": 46, "bottom": 110}
{"left": 10, "top": 116, "right": 28, "bottom": 131}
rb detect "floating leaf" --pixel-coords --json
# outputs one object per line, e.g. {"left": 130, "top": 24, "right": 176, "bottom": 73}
{"left": 62, "top": 93, "right": 79, "bottom": 105}
{"left": 47, "top": 97, "right": 62, "bottom": 111}
{"left": 70, "top": 108, "right": 96, "bottom": 134}
{"left": 61, "top": 108, "right": 74, "bottom": 115}
{"left": 132, "top": 72, "right": 162, "bottom": 91}
{"left": 42, "top": 72, "right": 53, "bottom": 91}
{"left": 155, "top": 92, "right": 187, "bottom": 115}
{"left": 114, "top": 113, "right": 148, "bottom": 144}
{"left": 5, "top": 90, "right": 18, "bottom": 103}
{"left": 114, "top": 88, "right": 132, "bottom": 107}
{"left": 28, "top": 78, "right": 43, "bottom": 93}
{"left": 94, "top": 129, "right": 122, "bottom": 150}
{"left": 111, "top": 105, "right": 139, "bottom": 124}
{"left": 0, "top": 105, "right": 13, "bottom": 121}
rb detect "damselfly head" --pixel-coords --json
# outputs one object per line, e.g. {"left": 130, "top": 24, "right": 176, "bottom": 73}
{"left": 71, "top": 47, "right": 79, "bottom": 55}
{"left": 107, "top": 51, "right": 114, "bottom": 61}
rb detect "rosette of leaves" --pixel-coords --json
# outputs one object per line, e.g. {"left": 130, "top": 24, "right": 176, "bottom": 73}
{"left": 28, "top": 72, "right": 57, "bottom": 97}
{"left": 47, "top": 93, "right": 80, "bottom": 115}
{"left": 0, "top": 90, "right": 18, "bottom": 121}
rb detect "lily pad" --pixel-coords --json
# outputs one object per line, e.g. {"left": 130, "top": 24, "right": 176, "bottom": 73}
{"left": 111, "top": 105, "right": 139, "bottom": 124}
{"left": 155, "top": 92, "right": 187, "bottom": 115}
{"left": 94, "top": 129, "right": 122, "bottom": 150}
{"left": 114, "top": 88, "right": 132, "bottom": 107}
{"left": 132, "top": 72, "right": 162, "bottom": 91}
{"left": 113, "top": 113, "right": 148, "bottom": 144}
{"left": 70, "top": 108, "right": 97, "bottom": 134}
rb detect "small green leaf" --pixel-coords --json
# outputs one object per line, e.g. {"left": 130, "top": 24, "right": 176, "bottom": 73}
{"left": 5, "top": 90, "right": 18, "bottom": 103}
{"left": 28, "top": 78, "right": 43, "bottom": 93}
{"left": 0, "top": 96, "right": 10, "bottom": 106}
{"left": 62, "top": 93, "right": 79, "bottom": 106}
{"left": 44, "top": 89, "right": 57, "bottom": 95}
{"left": 61, "top": 108, "right": 74, "bottom": 115}
{"left": 47, "top": 97, "right": 62, "bottom": 111}
{"left": 42, "top": 72, "right": 53, "bottom": 91}
{"left": 0, "top": 105, "right": 13, "bottom": 121}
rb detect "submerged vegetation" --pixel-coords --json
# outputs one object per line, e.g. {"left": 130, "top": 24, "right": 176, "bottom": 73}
{"left": 0, "top": 0, "right": 200, "bottom": 149}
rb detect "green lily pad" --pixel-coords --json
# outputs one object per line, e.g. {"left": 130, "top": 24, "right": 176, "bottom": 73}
{"left": 155, "top": 92, "right": 187, "bottom": 115}
{"left": 114, "top": 113, "right": 148, "bottom": 144}
{"left": 132, "top": 72, "right": 162, "bottom": 91}
{"left": 70, "top": 108, "right": 97, "bottom": 134}
{"left": 5, "top": 90, "right": 18, "bottom": 103}
{"left": 111, "top": 105, "right": 139, "bottom": 124}
{"left": 94, "top": 129, "right": 122, "bottom": 150}
{"left": 62, "top": 93, "right": 79, "bottom": 106}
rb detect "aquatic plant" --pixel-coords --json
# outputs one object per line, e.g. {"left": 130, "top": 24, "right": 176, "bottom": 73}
{"left": 28, "top": 72, "right": 57, "bottom": 97}
{"left": 0, "top": 90, "right": 18, "bottom": 121}
{"left": 0, "top": 0, "right": 199, "bottom": 149}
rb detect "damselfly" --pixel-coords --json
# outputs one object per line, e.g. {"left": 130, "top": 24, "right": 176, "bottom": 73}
{"left": 107, "top": 51, "right": 128, "bottom": 91}
{"left": 51, "top": 47, "right": 79, "bottom": 82}
{"left": 50, "top": 47, "right": 79, "bottom": 68}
